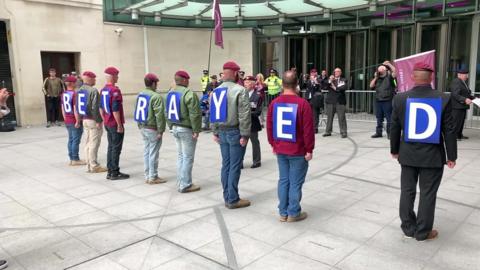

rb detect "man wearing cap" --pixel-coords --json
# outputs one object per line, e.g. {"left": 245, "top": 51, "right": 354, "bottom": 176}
{"left": 100, "top": 67, "right": 129, "bottom": 180}
{"left": 370, "top": 61, "right": 397, "bottom": 139}
{"left": 211, "top": 61, "right": 251, "bottom": 209}
{"left": 304, "top": 68, "right": 324, "bottom": 134}
{"left": 134, "top": 73, "right": 167, "bottom": 185}
{"left": 449, "top": 68, "right": 476, "bottom": 140}
{"left": 265, "top": 69, "right": 282, "bottom": 106}
{"left": 77, "top": 71, "right": 108, "bottom": 173}
{"left": 390, "top": 62, "right": 457, "bottom": 241}
{"left": 166, "top": 70, "right": 202, "bottom": 193}
{"left": 61, "top": 75, "right": 85, "bottom": 166}
{"left": 201, "top": 70, "right": 210, "bottom": 92}
{"left": 43, "top": 68, "right": 65, "bottom": 127}
{"left": 244, "top": 75, "right": 262, "bottom": 168}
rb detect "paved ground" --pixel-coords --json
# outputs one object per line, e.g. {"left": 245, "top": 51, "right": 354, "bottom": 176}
{"left": 1, "top": 120, "right": 480, "bottom": 270}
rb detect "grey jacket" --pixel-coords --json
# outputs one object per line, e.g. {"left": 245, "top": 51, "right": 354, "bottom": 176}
{"left": 212, "top": 81, "right": 251, "bottom": 137}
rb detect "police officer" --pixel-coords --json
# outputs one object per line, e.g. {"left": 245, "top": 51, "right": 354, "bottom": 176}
{"left": 100, "top": 67, "right": 129, "bottom": 180}
{"left": 323, "top": 68, "right": 348, "bottom": 138}
{"left": 370, "top": 61, "right": 397, "bottom": 138}
{"left": 265, "top": 69, "right": 282, "bottom": 106}
{"left": 390, "top": 62, "right": 457, "bottom": 241}
{"left": 201, "top": 69, "right": 210, "bottom": 92}
{"left": 449, "top": 68, "right": 476, "bottom": 140}
{"left": 211, "top": 61, "right": 251, "bottom": 209}
{"left": 134, "top": 73, "right": 167, "bottom": 185}
{"left": 78, "top": 71, "right": 108, "bottom": 173}
{"left": 244, "top": 75, "right": 262, "bottom": 168}
{"left": 166, "top": 70, "right": 202, "bottom": 193}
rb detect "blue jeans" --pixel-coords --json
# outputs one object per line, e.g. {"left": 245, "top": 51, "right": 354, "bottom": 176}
{"left": 141, "top": 128, "right": 162, "bottom": 180}
{"left": 202, "top": 111, "right": 210, "bottom": 129}
{"left": 277, "top": 154, "right": 309, "bottom": 217}
{"left": 172, "top": 126, "right": 197, "bottom": 191}
{"left": 375, "top": 100, "right": 393, "bottom": 135}
{"left": 218, "top": 129, "right": 246, "bottom": 205}
{"left": 66, "top": 124, "right": 83, "bottom": 161}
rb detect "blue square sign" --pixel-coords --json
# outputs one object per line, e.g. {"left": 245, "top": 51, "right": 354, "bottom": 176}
{"left": 404, "top": 97, "right": 442, "bottom": 144}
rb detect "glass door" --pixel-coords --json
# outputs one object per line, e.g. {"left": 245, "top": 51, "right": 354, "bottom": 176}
{"left": 416, "top": 22, "right": 448, "bottom": 91}
{"left": 258, "top": 37, "right": 284, "bottom": 76}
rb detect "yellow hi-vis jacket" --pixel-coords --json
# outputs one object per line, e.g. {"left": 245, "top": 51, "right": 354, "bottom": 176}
{"left": 265, "top": 75, "right": 282, "bottom": 95}
{"left": 201, "top": 75, "right": 210, "bottom": 91}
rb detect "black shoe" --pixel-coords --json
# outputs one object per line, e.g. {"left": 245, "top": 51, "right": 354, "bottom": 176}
{"left": 110, "top": 172, "right": 130, "bottom": 180}
{"left": 315, "top": 129, "right": 319, "bottom": 134}
{"left": 322, "top": 133, "right": 331, "bottom": 137}
{"left": 240, "top": 164, "right": 244, "bottom": 169}
{"left": 460, "top": 135, "right": 469, "bottom": 140}
{"left": 0, "top": 260, "right": 8, "bottom": 270}
{"left": 371, "top": 133, "right": 382, "bottom": 138}
{"left": 341, "top": 134, "right": 348, "bottom": 138}
{"left": 106, "top": 173, "right": 112, "bottom": 180}
{"left": 251, "top": 163, "right": 261, "bottom": 169}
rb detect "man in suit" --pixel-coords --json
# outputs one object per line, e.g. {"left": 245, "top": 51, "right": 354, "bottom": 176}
{"left": 304, "top": 69, "right": 324, "bottom": 134}
{"left": 449, "top": 68, "right": 476, "bottom": 140}
{"left": 390, "top": 62, "right": 457, "bottom": 241}
{"left": 323, "top": 68, "right": 348, "bottom": 138}
{"left": 243, "top": 75, "right": 263, "bottom": 168}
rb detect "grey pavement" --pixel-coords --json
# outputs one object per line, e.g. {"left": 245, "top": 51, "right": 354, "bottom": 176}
{"left": 1, "top": 120, "right": 480, "bottom": 270}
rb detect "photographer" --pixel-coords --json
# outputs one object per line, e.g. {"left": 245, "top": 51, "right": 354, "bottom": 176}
{"left": 304, "top": 69, "right": 325, "bottom": 133}
{"left": 370, "top": 61, "right": 397, "bottom": 138}
{"left": 0, "top": 87, "right": 15, "bottom": 132}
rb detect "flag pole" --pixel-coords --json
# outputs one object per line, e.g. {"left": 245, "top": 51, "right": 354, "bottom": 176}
{"left": 207, "top": 28, "right": 213, "bottom": 75}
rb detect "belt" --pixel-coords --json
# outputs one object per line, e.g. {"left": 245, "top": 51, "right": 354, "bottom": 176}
{"left": 218, "top": 125, "right": 239, "bottom": 130}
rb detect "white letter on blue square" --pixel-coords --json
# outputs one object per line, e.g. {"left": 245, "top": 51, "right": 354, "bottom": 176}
{"left": 405, "top": 97, "right": 442, "bottom": 144}
{"left": 273, "top": 103, "right": 298, "bottom": 142}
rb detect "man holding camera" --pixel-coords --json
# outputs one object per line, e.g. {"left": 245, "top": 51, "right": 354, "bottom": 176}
{"left": 370, "top": 61, "right": 397, "bottom": 138}
{"left": 304, "top": 69, "right": 325, "bottom": 134}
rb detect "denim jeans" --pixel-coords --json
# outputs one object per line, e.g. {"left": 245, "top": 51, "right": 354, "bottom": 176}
{"left": 105, "top": 125, "right": 124, "bottom": 174}
{"left": 66, "top": 124, "right": 83, "bottom": 161}
{"left": 141, "top": 128, "right": 162, "bottom": 180}
{"left": 202, "top": 111, "right": 210, "bottom": 129}
{"left": 375, "top": 100, "right": 393, "bottom": 135}
{"left": 277, "top": 154, "right": 309, "bottom": 217}
{"left": 172, "top": 126, "right": 197, "bottom": 191}
{"left": 218, "top": 129, "right": 246, "bottom": 205}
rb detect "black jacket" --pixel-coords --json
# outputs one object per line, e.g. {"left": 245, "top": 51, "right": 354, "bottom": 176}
{"left": 373, "top": 74, "right": 396, "bottom": 101}
{"left": 449, "top": 78, "right": 475, "bottom": 110}
{"left": 390, "top": 85, "right": 457, "bottom": 168}
{"left": 305, "top": 78, "right": 321, "bottom": 100}
{"left": 325, "top": 77, "right": 348, "bottom": 105}
{"left": 249, "top": 90, "right": 263, "bottom": 132}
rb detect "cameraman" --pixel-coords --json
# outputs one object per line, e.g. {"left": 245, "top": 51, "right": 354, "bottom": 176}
{"left": 370, "top": 61, "right": 397, "bottom": 138}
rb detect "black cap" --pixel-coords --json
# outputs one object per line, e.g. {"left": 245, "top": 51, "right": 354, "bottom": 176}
{"left": 239, "top": 70, "right": 245, "bottom": 75}
{"left": 203, "top": 70, "right": 209, "bottom": 74}
{"left": 457, "top": 68, "right": 469, "bottom": 74}
{"left": 269, "top": 69, "right": 277, "bottom": 73}
{"left": 210, "top": 75, "right": 217, "bottom": 79}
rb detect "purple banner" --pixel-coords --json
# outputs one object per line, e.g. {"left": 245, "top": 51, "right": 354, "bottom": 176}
{"left": 394, "top": 50, "right": 436, "bottom": 92}
{"left": 213, "top": 0, "right": 223, "bottom": 49}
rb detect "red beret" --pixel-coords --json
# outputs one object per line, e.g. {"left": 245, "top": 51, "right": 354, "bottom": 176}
{"left": 310, "top": 69, "right": 318, "bottom": 73}
{"left": 223, "top": 61, "right": 240, "bottom": 71}
{"left": 413, "top": 62, "right": 434, "bottom": 72}
{"left": 145, "top": 73, "right": 159, "bottom": 82}
{"left": 104, "top": 66, "right": 119, "bottom": 76}
{"left": 244, "top": 75, "right": 255, "bottom": 81}
{"left": 82, "top": 71, "right": 96, "bottom": 78}
{"left": 65, "top": 75, "right": 77, "bottom": 83}
{"left": 175, "top": 70, "right": 190, "bottom": 79}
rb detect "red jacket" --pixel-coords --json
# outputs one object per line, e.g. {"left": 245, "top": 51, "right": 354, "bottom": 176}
{"left": 267, "top": 94, "right": 315, "bottom": 156}
{"left": 101, "top": 84, "right": 125, "bottom": 128}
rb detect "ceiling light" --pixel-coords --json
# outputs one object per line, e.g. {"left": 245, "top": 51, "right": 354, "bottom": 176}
{"left": 195, "top": 15, "right": 201, "bottom": 25}
{"left": 154, "top": 12, "right": 161, "bottom": 22}
{"left": 132, "top": 9, "right": 139, "bottom": 20}
{"left": 237, "top": 16, "right": 243, "bottom": 25}
{"left": 369, "top": 0, "right": 377, "bottom": 12}
{"left": 323, "top": 9, "right": 330, "bottom": 18}
{"left": 279, "top": 14, "right": 285, "bottom": 23}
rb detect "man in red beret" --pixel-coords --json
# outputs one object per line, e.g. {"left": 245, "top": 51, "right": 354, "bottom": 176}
{"left": 390, "top": 62, "right": 457, "bottom": 241}
{"left": 243, "top": 75, "right": 262, "bottom": 168}
{"left": 212, "top": 61, "right": 251, "bottom": 209}
{"left": 166, "top": 70, "right": 202, "bottom": 193}
{"left": 100, "top": 66, "right": 129, "bottom": 180}
{"left": 61, "top": 75, "right": 85, "bottom": 166}
{"left": 134, "top": 73, "right": 167, "bottom": 185}
{"left": 77, "top": 71, "right": 108, "bottom": 173}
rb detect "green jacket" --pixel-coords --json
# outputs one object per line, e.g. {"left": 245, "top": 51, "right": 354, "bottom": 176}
{"left": 166, "top": 85, "right": 202, "bottom": 133}
{"left": 212, "top": 81, "right": 251, "bottom": 137}
{"left": 136, "top": 88, "right": 166, "bottom": 133}
{"left": 78, "top": 84, "right": 102, "bottom": 123}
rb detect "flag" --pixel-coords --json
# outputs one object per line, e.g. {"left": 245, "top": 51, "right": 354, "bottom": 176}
{"left": 394, "top": 50, "right": 436, "bottom": 92}
{"left": 213, "top": 0, "right": 223, "bottom": 49}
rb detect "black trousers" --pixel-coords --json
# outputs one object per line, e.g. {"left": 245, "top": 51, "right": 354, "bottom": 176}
{"left": 105, "top": 126, "right": 124, "bottom": 174}
{"left": 452, "top": 109, "right": 467, "bottom": 139}
{"left": 310, "top": 94, "right": 324, "bottom": 131}
{"left": 250, "top": 131, "right": 261, "bottom": 165}
{"left": 46, "top": 96, "right": 60, "bottom": 123}
{"left": 400, "top": 165, "right": 443, "bottom": 240}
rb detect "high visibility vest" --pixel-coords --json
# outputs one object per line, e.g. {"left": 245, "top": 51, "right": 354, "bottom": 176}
{"left": 201, "top": 76, "right": 210, "bottom": 91}
{"left": 266, "top": 76, "right": 281, "bottom": 95}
